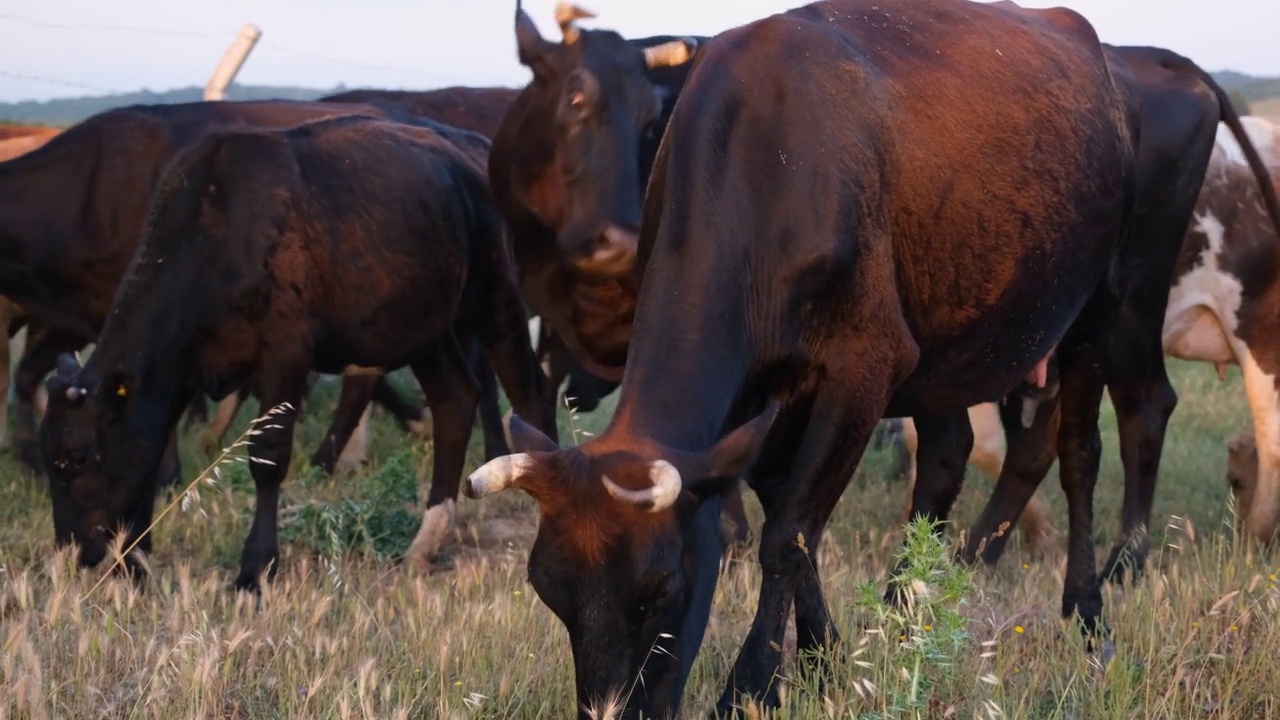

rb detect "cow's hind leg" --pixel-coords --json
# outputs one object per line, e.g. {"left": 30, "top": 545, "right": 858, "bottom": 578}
{"left": 404, "top": 335, "right": 480, "bottom": 571}
{"left": 234, "top": 369, "right": 308, "bottom": 592}
{"left": 371, "top": 374, "right": 428, "bottom": 435}
{"left": 884, "top": 410, "right": 973, "bottom": 604}
{"left": 1099, "top": 349, "right": 1177, "bottom": 585}
{"left": 182, "top": 392, "right": 210, "bottom": 429}
{"left": 199, "top": 384, "right": 249, "bottom": 453}
{"left": 716, "top": 377, "right": 892, "bottom": 716}
{"left": 962, "top": 393, "right": 1061, "bottom": 566}
{"left": 309, "top": 374, "right": 378, "bottom": 475}
{"left": 1056, "top": 315, "right": 1114, "bottom": 650}
{"left": 720, "top": 481, "right": 754, "bottom": 551}
{"left": 466, "top": 338, "right": 509, "bottom": 461}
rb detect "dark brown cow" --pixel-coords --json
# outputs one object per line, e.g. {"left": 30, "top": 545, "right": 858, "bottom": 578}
{"left": 0, "top": 100, "right": 435, "bottom": 478}
{"left": 486, "top": 3, "right": 769, "bottom": 546}
{"left": 200, "top": 89, "right": 534, "bottom": 472}
{"left": 39, "top": 114, "right": 557, "bottom": 587}
{"left": 464, "top": 0, "right": 1155, "bottom": 715}
{"left": 322, "top": 83, "right": 629, "bottom": 423}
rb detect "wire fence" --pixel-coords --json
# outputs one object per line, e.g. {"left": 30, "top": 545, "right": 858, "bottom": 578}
{"left": 0, "top": 11, "right": 442, "bottom": 97}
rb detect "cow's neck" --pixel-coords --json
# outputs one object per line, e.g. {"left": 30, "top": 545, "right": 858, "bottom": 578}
{"left": 602, "top": 258, "right": 750, "bottom": 455}
{"left": 92, "top": 247, "right": 205, "bottom": 434}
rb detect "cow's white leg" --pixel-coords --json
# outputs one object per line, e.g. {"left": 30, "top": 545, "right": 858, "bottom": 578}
{"left": 334, "top": 404, "right": 372, "bottom": 475}
{"left": 200, "top": 393, "right": 244, "bottom": 452}
{"left": 898, "top": 416, "right": 920, "bottom": 525}
{"left": 1235, "top": 344, "right": 1280, "bottom": 541}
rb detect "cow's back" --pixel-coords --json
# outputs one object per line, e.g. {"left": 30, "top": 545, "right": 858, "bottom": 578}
{"left": 320, "top": 88, "right": 520, "bottom": 139}
{"left": 280, "top": 118, "right": 487, "bottom": 341}
{"left": 633, "top": 0, "right": 1137, "bottom": 413}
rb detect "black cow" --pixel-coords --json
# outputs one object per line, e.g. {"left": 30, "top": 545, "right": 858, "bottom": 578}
{"left": 0, "top": 99, "right": 432, "bottom": 478}
{"left": 957, "top": 44, "right": 1280, "bottom": 581}
{"left": 464, "top": 0, "right": 1157, "bottom": 715}
{"left": 318, "top": 85, "right": 614, "bottom": 458}
{"left": 39, "top": 115, "right": 557, "bottom": 587}
{"left": 200, "top": 90, "right": 534, "bottom": 472}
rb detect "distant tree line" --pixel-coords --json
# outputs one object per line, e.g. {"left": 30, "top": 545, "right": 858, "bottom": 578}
{"left": 0, "top": 82, "right": 351, "bottom": 127}
{"left": 0, "top": 71, "right": 1277, "bottom": 128}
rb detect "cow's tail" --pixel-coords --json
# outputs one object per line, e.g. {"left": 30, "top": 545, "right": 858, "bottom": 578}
{"left": 1175, "top": 57, "right": 1280, "bottom": 243}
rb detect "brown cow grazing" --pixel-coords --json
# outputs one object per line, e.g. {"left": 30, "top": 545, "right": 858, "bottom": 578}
{"left": 0, "top": 99, "right": 437, "bottom": 478}
{"left": 38, "top": 115, "right": 557, "bottom": 587}
{"left": 310, "top": 84, "right": 530, "bottom": 467}
{"left": 487, "top": 2, "right": 771, "bottom": 547}
{"left": 464, "top": 0, "right": 1157, "bottom": 714}
{"left": 960, "top": 48, "right": 1280, "bottom": 580}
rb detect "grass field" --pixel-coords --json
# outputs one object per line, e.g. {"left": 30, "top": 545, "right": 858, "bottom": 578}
{"left": 1250, "top": 97, "right": 1280, "bottom": 124}
{"left": 2, "top": 358, "right": 1279, "bottom": 719}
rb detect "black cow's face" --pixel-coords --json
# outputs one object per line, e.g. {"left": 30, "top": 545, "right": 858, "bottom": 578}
{"left": 465, "top": 407, "right": 776, "bottom": 718}
{"left": 510, "top": 4, "right": 696, "bottom": 276}
{"left": 40, "top": 354, "right": 161, "bottom": 571}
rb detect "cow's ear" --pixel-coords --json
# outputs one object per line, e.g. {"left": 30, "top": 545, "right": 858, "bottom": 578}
{"left": 516, "top": 4, "right": 558, "bottom": 79}
{"left": 505, "top": 410, "right": 560, "bottom": 453}
{"left": 100, "top": 371, "right": 133, "bottom": 419}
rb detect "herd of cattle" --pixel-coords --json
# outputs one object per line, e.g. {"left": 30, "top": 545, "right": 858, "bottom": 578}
{"left": 4, "top": 0, "right": 1280, "bottom": 716}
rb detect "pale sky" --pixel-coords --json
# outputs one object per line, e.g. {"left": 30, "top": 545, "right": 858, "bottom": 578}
{"left": 1, "top": 0, "right": 1276, "bottom": 103}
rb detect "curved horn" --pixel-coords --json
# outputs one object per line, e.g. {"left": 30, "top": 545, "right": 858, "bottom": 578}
{"left": 644, "top": 38, "right": 697, "bottom": 69}
{"left": 602, "top": 460, "right": 682, "bottom": 512}
{"left": 464, "top": 453, "right": 536, "bottom": 498}
{"left": 554, "top": 2, "right": 596, "bottom": 45}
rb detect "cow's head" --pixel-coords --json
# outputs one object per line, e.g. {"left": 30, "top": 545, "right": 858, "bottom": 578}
{"left": 39, "top": 353, "right": 169, "bottom": 572}
{"left": 1226, "top": 431, "right": 1259, "bottom": 524}
{"left": 497, "top": 1, "right": 698, "bottom": 276}
{"left": 466, "top": 403, "right": 778, "bottom": 719}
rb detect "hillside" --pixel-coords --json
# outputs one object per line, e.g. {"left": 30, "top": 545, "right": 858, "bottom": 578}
{"left": 0, "top": 82, "right": 342, "bottom": 127}
{"left": 1212, "top": 70, "right": 1280, "bottom": 101}
{"left": 1, "top": 70, "right": 1277, "bottom": 128}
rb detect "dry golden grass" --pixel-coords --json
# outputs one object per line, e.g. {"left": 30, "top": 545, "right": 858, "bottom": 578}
{"left": 1250, "top": 97, "right": 1280, "bottom": 124}
{"left": 2, "top": 359, "right": 1279, "bottom": 718}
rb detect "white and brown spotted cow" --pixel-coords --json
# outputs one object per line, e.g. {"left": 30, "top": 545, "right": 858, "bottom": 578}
{"left": 1164, "top": 126, "right": 1280, "bottom": 538}
{"left": 894, "top": 115, "right": 1280, "bottom": 546}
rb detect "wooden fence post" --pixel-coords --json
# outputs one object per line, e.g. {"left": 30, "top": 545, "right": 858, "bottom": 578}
{"left": 204, "top": 23, "right": 262, "bottom": 101}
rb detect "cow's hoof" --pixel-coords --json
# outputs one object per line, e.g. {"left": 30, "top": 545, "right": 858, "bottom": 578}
{"left": 233, "top": 566, "right": 270, "bottom": 594}
{"left": 1089, "top": 636, "right": 1116, "bottom": 667}
{"left": 713, "top": 688, "right": 780, "bottom": 720}
{"left": 404, "top": 500, "right": 455, "bottom": 572}
{"left": 1100, "top": 549, "right": 1145, "bottom": 586}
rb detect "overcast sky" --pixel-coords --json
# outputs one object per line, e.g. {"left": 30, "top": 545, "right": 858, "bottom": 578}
{"left": 2, "top": 0, "right": 1276, "bottom": 103}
